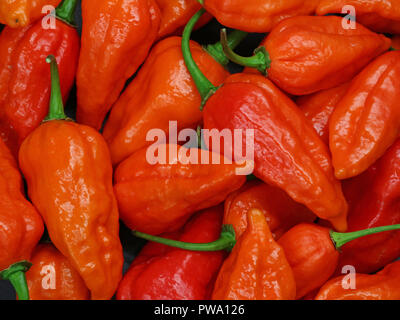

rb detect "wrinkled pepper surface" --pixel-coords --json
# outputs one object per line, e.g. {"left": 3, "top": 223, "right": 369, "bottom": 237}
{"left": 317, "top": 0, "right": 400, "bottom": 35}
{"left": 19, "top": 56, "right": 123, "bottom": 300}
{"left": 0, "top": 139, "right": 43, "bottom": 300}
{"left": 0, "top": 0, "right": 79, "bottom": 157}
{"left": 224, "top": 181, "right": 315, "bottom": 240}
{"left": 336, "top": 138, "right": 400, "bottom": 274}
{"left": 114, "top": 143, "right": 246, "bottom": 235}
{"left": 316, "top": 261, "right": 400, "bottom": 300}
{"left": 212, "top": 209, "right": 296, "bottom": 300}
{"left": 329, "top": 51, "right": 400, "bottom": 180}
{"left": 77, "top": 0, "right": 161, "bottom": 130}
{"left": 297, "top": 83, "right": 350, "bottom": 145}
{"left": 183, "top": 11, "right": 348, "bottom": 231}
{"left": 117, "top": 206, "right": 226, "bottom": 300}
{"left": 0, "top": 0, "right": 62, "bottom": 28}
{"left": 25, "top": 244, "right": 90, "bottom": 300}
{"left": 202, "top": 0, "right": 319, "bottom": 33}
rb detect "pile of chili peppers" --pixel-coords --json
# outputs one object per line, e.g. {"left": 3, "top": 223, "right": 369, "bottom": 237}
{"left": 0, "top": 0, "right": 400, "bottom": 301}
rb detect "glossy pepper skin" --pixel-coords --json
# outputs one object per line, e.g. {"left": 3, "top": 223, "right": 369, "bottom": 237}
{"left": 203, "top": 0, "right": 319, "bottom": 33}
{"left": 117, "top": 206, "right": 226, "bottom": 300}
{"left": 317, "top": 0, "right": 400, "bottom": 35}
{"left": 316, "top": 261, "right": 400, "bottom": 300}
{"left": 336, "top": 138, "right": 400, "bottom": 274}
{"left": 0, "top": 0, "right": 61, "bottom": 27}
{"left": 103, "top": 37, "right": 229, "bottom": 166}
{"left": 114, "top": 144, "right": 246, "bottom": 235}
{"left": 224, "top": 180, "right": 315, "bottom": 240}
{"left": 260, "top": 16, "right": 391, "bottom": 95}
{"left": 202, "top": 73, "right": 348, "bottom": 232}
{"left": 0, "top": 138, "right": 44, "bottom": 283}
{"left": 19, "top": 56, "right": 123, "bottom": 300}
{"left": 25, "top": 244, "right": 90, "bottom": 300}
{"left": 76, "top": 0, "right": 161, "bottom": 130}
{"left": 212, "top": 209, "right": 296, "bottom": 300}
{"left": 297, "top": 83, "right": 350, "bottom": 145}
{"left": 329, "top": 51, "right": 400, "bottom": 180}
{"left": 0, "top": 0, "right": 80, "bottom": 157}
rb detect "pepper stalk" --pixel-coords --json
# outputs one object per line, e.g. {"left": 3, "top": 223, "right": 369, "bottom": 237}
{"left": 55, "top": 0, "right": 79, "bottom": 27}
{"left": 0, "top": 261, "right": 32, "bottom": 300}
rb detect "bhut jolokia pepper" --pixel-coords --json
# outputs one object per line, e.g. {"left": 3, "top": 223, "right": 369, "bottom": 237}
{"left": 25, "top": 244, "right": 90, "bottom": 300}
{"left": 183, "top": 10, "right": 348, "bottom": 232}
{"left": 102, "top": 31, "right": 246, "bottom": 166}
{"left": 76, "top": 0, "right": 161, "bottom": 130}
{"left": 224, "top": 180, "right": 315, "bottom": 240}
{"left": 117, "top": 206, "right": 226, "bottom": 300}
{"left": 336, "top": 138, "right": 400, "bottom": 274}
{"left": 317, "top": 0, "right": 400, "bottom": 35}
{"left": 393, "top": 36, "right": 400, "bottom": 50}
{"left": 201, "top": 0, "right": 319, "bottom": 33}
{"left": 0, "top": 0, "right": 80, "bottom": 157}
{"left": 221, "top": 16, "right": 391, "bottom": 96}
{"left": 278, "top": 222, "right": 400, "bottom": 299}
{"left": 329, "top": 51, "right": 400, "bottom": 180}
{"left": 0, "top": 0, "right": 62, "bottom": 27}
{"left": 19, "top": 56, "right": 124, "bottom": 300}
{"left": 114, "top": 143, "right": 246, "bottom": 235}
{"left": 0, "top": 139, "right": 44, "bottom": 300}
{"left": 316, "top": 261, "right": 400, "bottom": 300}
{"left": 296, "top": 83, "right": 350, "bottom": 145}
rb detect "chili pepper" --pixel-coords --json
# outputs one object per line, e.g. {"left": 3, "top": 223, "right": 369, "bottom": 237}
{"left": 76, "top": 0, "right": 161, "bottom": 130}
{"left": 224, "top": 180, "right": 315, "bottom": 240}
{"left": 201, "top": 0, "right": 319, "bottom": 33}
{"left": 0, "top": 0, "right": 62, "bottom": 28}
{"left": 25, "top": 244, "right": 90, "bottom": 300}
{"left": 316, "top": 261, "right": 400, "bottom": 300}
{"left": 0, "top": 139, "right": 44, "bottom": 300}
{"left": 19, "top": 56, "right": 123, "bottom": 300}
{"left": 296, "top": 83, "right": 350, "bottom": 145}
{"left": 155, "top": 0, "right": 212, "bottom": 39}
{"left": 0, "top": 0, "right": 80, "bottom": 157}
{"left": 117, "top": 206, "right": 226, "bottom": 300}
{"left": 114, "top": 143, "right": 246, "bottom": 235}
{"left": 278, "top": 222, "right": 400, "bottom": 299}
{"left": 329, "top": 51, "right": 400, "bottom": 180}
{"left": 392, "top": 36, "right": 400, "bottom": 50}
{"left": 336, "top": 138, "right": 400, "bottom": 274}
{"left": 103, "top": 31, "right": 246, "bottom": 166}
{"left": 183, "top": 10, "right": 348, "bottom": 231}
{"left": 221, "top": 16, "right": 391, "bottom": 96}
{"left": 317, "top": 0, "right": 400, "bottom": 35}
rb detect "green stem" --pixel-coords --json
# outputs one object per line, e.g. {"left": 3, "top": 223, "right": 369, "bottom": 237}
{"left": 331, "top": 224, "right": 400, "bottom": 249}
{"left": 206, "top": 30, "right": 248, "bottom": 66}
{"left": 220, "top": 28, "right": 271, "bottom": 75}
{"left": 56, "top": 0, "right": 79, "bottom": 26}
{"left": 132, "top": 225, "right": 237, "bottom": 252}
{"left": 389, "top": 47, "right": 396, "bottom": 51}
{"left": 182, "top": 9, "right": 217, "bottom": 109}
{"left": 44, "top": 55, "right": 68, "bottom": 122}
{"left": 0, "top": 261, "right": 32, "bottom": 300}
{"left": 197, "top": 0, "right": 204, "bottom": 4}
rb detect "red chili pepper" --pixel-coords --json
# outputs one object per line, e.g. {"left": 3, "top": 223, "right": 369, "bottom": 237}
{"left": 0, "top": 0, "right": 79, "bottom": 157}
{"left": 116, "top": 206, "right": 226, "bottom": 300}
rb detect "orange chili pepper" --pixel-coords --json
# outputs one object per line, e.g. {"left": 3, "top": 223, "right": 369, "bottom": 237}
{"left": 202, "top": 0, "right": 319, "bottom": 33}
{"left": 329, "top": 51, "right": 400, "bottom": 180}
{"left": 224, "top": 181, "right": 315, "bottom": 240}
{"left": 317, "top": 0, "right": 400, "bottom": 35}
{"left": 19, "top": 56, "right": 123, "bottom": 300}
{"left": 297, "top": 83, "right": 350, "bottom": 145}
{"left": 113, "top": 143, "right": 246, "bottom": 235}
{"left": 25, "top": 244, "right": 90, "bottom": 300}
{"left": 76, "top": 0, "right": 161, "bottom": 130}
{"left": 316, "top": 261, "right": 400, "bottom": 300}
{"left": 0, "top": 0, "right": 62, "bottom": 27}
{"left": 222, "top": 16, "right": 391, "bottom": 96}
{"left": 212, "top": 209, "right": 296, "bottom": 300}
{"left": 0, "top": 139, "right": 44, "bottom": 300}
